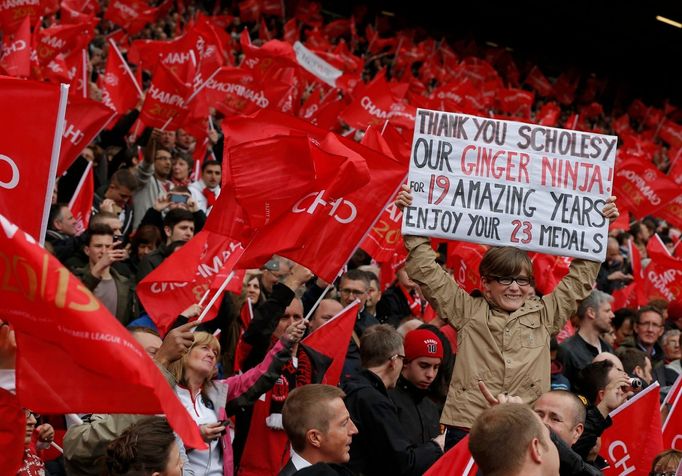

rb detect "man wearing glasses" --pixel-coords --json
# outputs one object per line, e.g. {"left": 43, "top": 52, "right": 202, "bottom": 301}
{"left": 395, "top": 187, "right": 620, "bottom": 451}
{"left": 337, "top": 270, "right": 380, "bottom": 381}
{"left": 620, "top": 306, "right": 666, "bottom": 367}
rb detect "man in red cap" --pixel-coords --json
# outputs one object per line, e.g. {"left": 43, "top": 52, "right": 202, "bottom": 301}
{"left": 389, "top": 328, "right": 443, "bottom": 446}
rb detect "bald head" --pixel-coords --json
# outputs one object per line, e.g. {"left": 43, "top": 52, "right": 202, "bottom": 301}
{"left": 310, "top": 299, "right": 344, "bottom": 332}
{"left": 593, "top": 352, "right": 624, "bottom": 372}
{"left": 533, "top": 391, "right": 586, "bottom": 446}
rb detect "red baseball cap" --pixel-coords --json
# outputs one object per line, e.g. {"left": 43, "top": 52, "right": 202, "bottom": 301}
{"left": 404, "top": 329, "right": 443, "bottom": 360}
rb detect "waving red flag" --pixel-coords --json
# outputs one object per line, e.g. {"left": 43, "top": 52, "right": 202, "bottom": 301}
{"left": 0, "top": 388, "right": 24, "bottom": 476}
{"left": 102, "top": 39, "right": 142, "bottom": 114}
{"left": 525, "top": 65, "right": 553, "bottom": 97}
{"left": 424, "top": 435, "right": 477, "bottom": 476}
{"left": 104, "top": 0, "right": 148, "bottom": 29}
{"left": 0, "top": 0, "right": 40, "bottom": 31}
{"left": 58, "top": 95, "right": 116, "bottom": 177}
{"left": 497, "top": 88, "right": 534, "bottom": 117}
{"left": 198, "top": 66, "right": 291, "bottom": 118}
{"left": 660, "top": 120, "right": 682, "bottom": 149}
{"left": 0, "top": 15, "right": 30, "bottom": 77}
{"left": 600, "top": 383, "right": 662, "bottom": 476}
{"left": 613, "top": 155, "right": 681, "bottom": 219}
{"left": 221, "top": 110, "right": 408, "bottom": 281}
{"left": 67, "top": 161, "right": 93, "bottom": 235}
{"left": 0, "top": 214, "right": 205, "bottom": 450}
{"left": 35, "top": 23, "right": 91, "bottom": 65}
{"left": 536, "top": 102, "right": 561, "bottom": 127}
{"left": 446, "top": 241, "right": 489, "bottom": 294}
{"left": 0, "top": 79, "right": 66, "bottom": 242}
{"left": 530, "top": 253, "right": 572, "bottom": 294}
{"left": 303, "top": 300, "right": 359, "bottom": 386}
{"left": 137, "top": 230, "right": 244, "bottom": 336}
{"left": 139, "top": 62, "right": 190, "bottom": 129}
{"left": 339, "top": 70, "right": 408, "bottom": 130}
{"left": 663, "top": 375, "right": 682, "bottom": 450}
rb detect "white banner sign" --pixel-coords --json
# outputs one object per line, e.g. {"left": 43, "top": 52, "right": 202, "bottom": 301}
{"left": 402, "top": 108, "right": 617, "bottom": 261}
{"left": 293, "top": 41, "right": 343, "bottom": 88}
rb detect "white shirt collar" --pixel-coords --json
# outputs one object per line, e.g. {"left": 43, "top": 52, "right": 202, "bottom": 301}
{"left": 291, "top": 450, "right": 312, "bottom": 470}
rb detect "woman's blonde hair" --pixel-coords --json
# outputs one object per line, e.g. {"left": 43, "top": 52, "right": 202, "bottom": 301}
{"left": 168, "top": 331, "right": 221, "bottom": 391}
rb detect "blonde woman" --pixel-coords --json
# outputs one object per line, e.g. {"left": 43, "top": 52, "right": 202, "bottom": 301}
{"left": 168, "top": 322, "right": 305, "bottom": 476}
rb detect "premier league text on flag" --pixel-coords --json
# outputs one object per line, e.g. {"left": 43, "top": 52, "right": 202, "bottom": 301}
{"left": 403, "top": 108, "right": 617, "bottom": 261}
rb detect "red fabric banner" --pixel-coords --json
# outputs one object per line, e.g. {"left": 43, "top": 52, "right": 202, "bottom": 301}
{"left": 613, "top": 155, "right": 681, "bottom": 219}
{"left": 0, "top": 15, "right": 30, "bottom": 77}
{"left": 0, "top": 0, "right": 40, "bottom": 31}
{"left": 139, "top": 62, "right": 190, "bottom": 129}
{"left": 104, "top": 0, "right": 148, "bottom": 29}
{"left": 663, "top": 375, "right": 682, "bottom": 450}
{"left": 221, "top": 110, "right": 408, "bottom": 282}
{"left": 35, "top": 23, "right": 90, "bottom": 65}
{"left": 0, "top": 388, "right": 24, "bottom": 476}
{"left": 339, "top": 70, "right": 408, "bottom": 130}
{"left": 525, "top": 66, "right": 553, "bottom": 97}
{"left": 67, "top": 162, "right": 93, "bottom": 235}
{"left": 0, "top": 78, "right": 63, "bottom": 241}
{"left": 137, "top": 230, "right": 243, "bottom": 336}
{"left": 302, "top": 300, "right": 359, "bottom": 386}
{"left": 58, "top": 95, "right": 116, "bottom": 177}
{"left": 101, "top": 41, "right": 141, "bottom": 114}
{"left": 600, "top": 383, "right": 662, "bottom": 476}
{"left": 530, "top": 253, "right": 572, "bottom": 295}
{"left": 446, "top": 242, "right": 489, "bottom": 294}
{"left": 424, "top": 435, "right": 477, "bottom": 476}
{"left": 0, "top": 214, "right": 205, "bottom": 450}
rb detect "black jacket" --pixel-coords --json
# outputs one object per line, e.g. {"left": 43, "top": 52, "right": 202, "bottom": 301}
{"left": 376, "top": 283, "right": 413, "bottom": 328}
{"left": 551, "top": 431, "right": 602, "bottom": 476}
{"left": 343, "top": 369, "right": 442, "bottom": 476}
{"left": 389, "top": 376, "right": 441, "bottom": 445}
{"left": 572, "top": 405, "right": 611, "bottom": 463}
{"left": 558, "top": 333, "right": 614, "bottom": 386}
{"left": 295, "top": 463, "right": 355, "bottom": 476}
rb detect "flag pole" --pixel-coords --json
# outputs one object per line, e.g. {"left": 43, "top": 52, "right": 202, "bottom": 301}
{"left": 108, "top": 38, "right": 143, "bottom": 98}
{"left": 40, "top": 84, "right": 70, "bottom": 246}
{"left": 81, "top": 49, "right": 88, "bottom": 98}
{"left": 304, "top": 282, "right": 335, "bottom": 322}
{"left": 194, "top": 271, "right": 234, "bottom": 326}
{"left": 197, "top": 288, "right": 211, "bottom": 307}
{"left": 68, "top": 161, "right": 93, "bottom": 210}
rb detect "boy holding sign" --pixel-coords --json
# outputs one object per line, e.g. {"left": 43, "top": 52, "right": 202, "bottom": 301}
{"left": 396, "top": 184, "right": 619, "bottom": 450}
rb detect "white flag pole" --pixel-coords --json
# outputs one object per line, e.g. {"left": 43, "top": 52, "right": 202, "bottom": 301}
{"left": 40, "top": 84, "right": 70, "bottom": 246}
{"left": 68, "top": 161, "right": 93, "bottom": 210}
{"left": 193, "top": 271, "right": 234, "bottom": 328}
{"left": 108, "top": 38, "right": 143, "bottom": 98}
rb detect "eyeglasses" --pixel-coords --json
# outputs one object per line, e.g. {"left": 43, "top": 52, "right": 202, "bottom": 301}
{"left": 488, "top": 275, "right": 532, "bottom": 287}
{"left": 638, "top": 322, "right": 663, "bottom": 329}
{"left": 23, "top": 409, "right": 40, "bottom": 420}
{"left": 391, "top": 354, "right": 405, "bottom": 363}
{"left": 339, "top": 288, "right": 366, "bottom": 296}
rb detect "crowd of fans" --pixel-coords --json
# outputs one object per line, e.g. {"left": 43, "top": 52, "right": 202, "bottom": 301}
{"left": 3, "top": 0, "right": 682, "bottom": 475}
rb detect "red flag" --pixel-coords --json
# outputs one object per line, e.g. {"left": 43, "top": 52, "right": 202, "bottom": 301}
{"left": 613, "top": 114, "right": 632, "bottom": 136}
{"left": 125, "top": 0, "right": 171, "bottom": 35}
{"left": 613, "top": 155, "right": 681, "bottom": 218}
{"left": 104, "top": 0, "right": 148, "bottom": 29}
{"left": 424, "top": 435, "right": 477, "bottom": 476}
{"left": 35, "top": 23, "right": 90, "bottom": 65}
{"left": 530, "top": 253, "right": 572, "bottom": 295}
{"left": 59, "top": 96, "right": 116, "bottom": 177}
{"left": 198, "top": 66, "right": 291, "bottom": 118}
{"left": 497, "top": 88, "right": 534, "bottom": 117}
{"left": 0, "top": 78, "right": 65, "bottom": 242}
{"left": 221, "top": 110, "right": 408, "bottom": 282}
{"left": 0, "top": 214, "right": 205, "bottom": 450}
{"left": 657, "top": 195, "right": 682, "bottom": 231}
{"left": 663, "top": 375, "right": 682, "bottom": 450}
{"left": 139, "top": 62, "right": 190, "bottom": 129}
{"left": 647, "top": 234, "right": 682, "bottom": 272}
{"left": 642, "top": 260, "right": 682, "bottom": 304}
{"left": 0, "top": 0, "right": 40, "bottom": 31}
{"left": 302, "top": 300, "right": 359, "bottom": 386}
{"left": 0, "top": 15, "right": 30, "bottom": 77}
{"left": 101, "top": 39, "right": 142, "bottom": 114}
{"left": 238, "top": 0, "right": 260, "bottom": 22}
{"left": 63, "top": 48, "right": 88, "bottom": 98}
{"left": 613, "top": 238, "right": 647, "bottom": 309}
{"left": 60, "top": 1, "right": 98, "bottom": 26}
{"left": 536, "top": 102, "right": 561, "bottom": 127}
{"left": 0, "top": 388, "right": 24, "bottom": 476}
{"left": 283, "top": 18, "right": 299, "bottom": 44}
{"left": 553, "top": 73, "right": 578, "bottom": 106}
{"left": 339, "top": 70, "right": 408, "bottom": 130}
{"left": 446, "top": 242, "right": 488, "bottom": 294}
{"left": 660, "top": 121, "right": 682, "bottom": 149}
{"left": 67, "top": 161, "right": 93, "bottom": 235}
{"left": 137, "top": 230, "right": 243, "bottom": 336}
{"left": 525, "top": 66, "right": 553, "bottom": 97}
{"left": 600, "top": 383, "right": 662, "bottom": 476}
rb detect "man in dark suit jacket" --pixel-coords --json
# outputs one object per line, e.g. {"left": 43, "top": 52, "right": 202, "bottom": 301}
{"left": 279, "top": 385, "right": 358, "bottom": 476}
